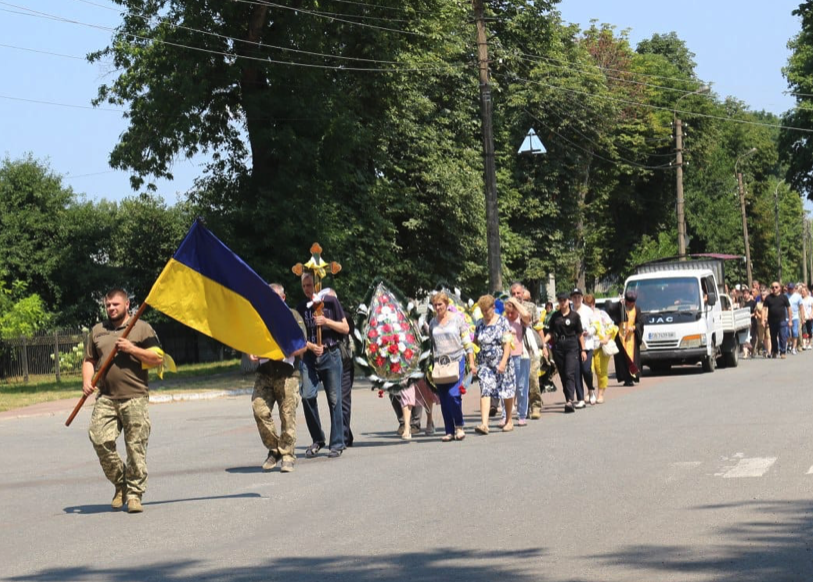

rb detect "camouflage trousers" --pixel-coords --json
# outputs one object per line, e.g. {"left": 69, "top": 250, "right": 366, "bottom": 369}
{"left": 527, "top": 356, "right": 542, "bottom": 412}
{"left": 252, "top": 373, "right": 300, "bottom": 462}
{"left": 88, "top": 395, "right": 151, "bottom": 500}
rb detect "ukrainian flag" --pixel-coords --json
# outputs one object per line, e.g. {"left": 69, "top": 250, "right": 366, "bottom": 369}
{"left": 145, "top": 220, "right": 306, "bottom": 360}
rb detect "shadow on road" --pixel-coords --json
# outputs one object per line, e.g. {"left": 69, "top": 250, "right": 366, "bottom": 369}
{"left": 8, "top": 547, "right": 545, "bottom": 582}
{"left": 63, "top": 493, "right": 261, "bottom": 514}
{"left": 584, "top": 499, "right": 813, "bottom": 581}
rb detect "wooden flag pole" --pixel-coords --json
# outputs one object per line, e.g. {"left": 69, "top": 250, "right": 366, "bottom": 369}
{"left": 65, "top": 303, "right": 149, "bottom": 427}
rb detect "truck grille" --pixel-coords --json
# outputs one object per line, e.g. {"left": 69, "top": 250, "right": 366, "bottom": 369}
{"left": 646, "top": 339, "right": 680, "bottom": 350}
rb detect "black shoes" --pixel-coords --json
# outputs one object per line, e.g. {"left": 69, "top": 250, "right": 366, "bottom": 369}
{"left": 328, "top": 449, "right": 343, "bottom": 459}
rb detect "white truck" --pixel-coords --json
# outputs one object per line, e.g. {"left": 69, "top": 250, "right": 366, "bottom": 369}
{"left": 623, "top": 257, "right": 752, "bottom": 373}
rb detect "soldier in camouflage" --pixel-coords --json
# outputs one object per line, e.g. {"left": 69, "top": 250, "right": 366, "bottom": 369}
{"left": 83, "top": 288, "right": 163, "bottom": 514}
{"left": 249, "top": 284, "right": 308, "bottom": 473}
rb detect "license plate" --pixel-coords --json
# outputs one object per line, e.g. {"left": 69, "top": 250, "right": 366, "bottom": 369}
{"left": 648, "top": 332, "right": 676, "bottom": 340}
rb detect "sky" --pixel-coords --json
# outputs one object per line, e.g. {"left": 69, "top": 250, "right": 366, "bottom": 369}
{"left": 0, "top": 0, "right": 805, "bottom": 204}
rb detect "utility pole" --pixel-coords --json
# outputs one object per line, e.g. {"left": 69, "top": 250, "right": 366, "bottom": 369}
{"left": 803, "top": 216, "right": 809, "bottom": 285}
{"left": 737, "top": 172, "right": 753, "bottom": 287}
{"left": 774, "top": 179, "right": 783, "bottom": 283}
{"left": 675, "top": 117, "right": 687, "bottom": 259}
{"left": 472, "top": 0, "right": 502, "bottom": 293}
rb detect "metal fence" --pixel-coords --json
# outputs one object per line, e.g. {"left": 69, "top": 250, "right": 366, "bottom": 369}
{"left": 0, "top": 323, "right": 235, "bottom": 383}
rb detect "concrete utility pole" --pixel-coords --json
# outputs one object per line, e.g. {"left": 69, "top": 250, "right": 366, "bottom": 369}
{"left": 473, "top": 0, "right": 502, "bottom": 293}
{"left": 803, "top": 216, "right": 809, "bottom": 285}
{"left": 673, "top": 85, "right": 709, "bottom": 260}
{"left": 735, "top": 148, "right": 757, "bottom": 287}
{"left": 775, "top": 180, "right": 782, "bottom": 283}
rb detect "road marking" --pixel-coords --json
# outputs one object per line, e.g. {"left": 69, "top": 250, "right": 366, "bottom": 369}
{"left": 806, "top": 466, "right": 813, "bottom": 475}
{"left": 720, "top": 457, "right": 776, "bottom": 478}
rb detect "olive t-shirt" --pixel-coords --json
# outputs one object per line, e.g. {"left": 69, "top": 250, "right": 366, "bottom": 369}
{"left": 85, "top": 318, "right": 161, "bottom": 399}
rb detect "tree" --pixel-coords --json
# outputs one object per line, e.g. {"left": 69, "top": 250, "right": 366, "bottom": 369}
{"left": 636, "top": 32, "right": 698, "bottom": 78}
{"left": 0, "top": 275, "right": 51, "bottom": 339}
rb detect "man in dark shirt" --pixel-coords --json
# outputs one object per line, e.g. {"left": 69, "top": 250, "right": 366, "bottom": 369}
{"left": 763, "top": 281, "right": 792, "bottom": 358}
{"left": 296, "top": 272, "right": 350, "bottom": 458}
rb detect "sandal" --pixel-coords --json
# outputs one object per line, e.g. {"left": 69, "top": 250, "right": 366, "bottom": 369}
{"left": 454, "top": 428, "right": 466, "bottom": 441}
{"left": 305, "top": 442, "right": 324, "bottom": 458}
{"left": 441, "top": 434, "right": 454, "bottom": 442}
{"left": 474, "top": 424, "right": 489, "bottom": 435}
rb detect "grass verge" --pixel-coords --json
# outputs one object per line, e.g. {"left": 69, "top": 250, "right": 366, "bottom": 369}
{"left": 0, "top": 360, "right": 251, "bottom": 413}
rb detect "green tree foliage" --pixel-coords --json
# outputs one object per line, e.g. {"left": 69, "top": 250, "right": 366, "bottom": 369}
{"left": 636, "top": 32, "right": 698, "bottom": 78}
{"left": 0, "top": 275, "right": 51, "bottom": 339}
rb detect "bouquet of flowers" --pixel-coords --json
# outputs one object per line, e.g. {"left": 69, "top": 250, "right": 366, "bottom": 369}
{"left": 354, "top": 280, "right": 429, "bottom": 391}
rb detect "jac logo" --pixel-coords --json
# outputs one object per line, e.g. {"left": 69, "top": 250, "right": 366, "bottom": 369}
{"left": 648, "top": 316, "right": 674, "bottom": 324}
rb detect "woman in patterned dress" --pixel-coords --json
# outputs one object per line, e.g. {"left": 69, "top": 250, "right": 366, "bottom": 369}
{"left": 473, "top": 295, "right": 515, "bottom": 435}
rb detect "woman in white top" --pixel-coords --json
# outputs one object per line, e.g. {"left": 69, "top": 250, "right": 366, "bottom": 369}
{"left": 429, "top": 292, "right": 476, "bottom": 441}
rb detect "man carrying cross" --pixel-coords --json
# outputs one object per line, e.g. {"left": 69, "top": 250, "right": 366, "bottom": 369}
{"left": 295, "top": 245, "right": 349, "bottom": 459}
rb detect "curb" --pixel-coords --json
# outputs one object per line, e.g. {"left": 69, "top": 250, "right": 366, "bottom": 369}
{"left": 0, "top": 388, "right": 253, "bottom": 421}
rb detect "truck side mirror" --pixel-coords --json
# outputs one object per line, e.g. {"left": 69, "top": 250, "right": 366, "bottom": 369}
{"left": 707, "top": 294, "right": 717, "bottom": 306}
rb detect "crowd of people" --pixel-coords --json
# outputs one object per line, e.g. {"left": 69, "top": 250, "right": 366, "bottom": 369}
{"left": 732, "top": 280, "right": 813, "bottom": 358}
{"left": 82, "top": 274, "right": 813, "bottom": 513}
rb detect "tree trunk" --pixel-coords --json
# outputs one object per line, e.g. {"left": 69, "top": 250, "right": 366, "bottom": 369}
{"left": 576, "top": 155, "right": 592, "bottom": 291}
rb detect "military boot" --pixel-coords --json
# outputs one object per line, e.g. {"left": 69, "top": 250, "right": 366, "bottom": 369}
{"left": 111, "top": 485, "right": 127, "bottom": 509}
{"left": 127, "top": 497, "right": 143, "bottom": 513}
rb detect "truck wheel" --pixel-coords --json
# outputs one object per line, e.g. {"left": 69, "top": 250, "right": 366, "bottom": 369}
{"left": 723, "top": 338, "right": 740, "bottom": 368}
{"left": 702, "top": 352, "right": 716, "bottom": 373}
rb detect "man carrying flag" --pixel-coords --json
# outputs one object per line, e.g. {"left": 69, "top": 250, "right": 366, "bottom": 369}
{"left": 83, "top": 289, "right": 163, "bottom": 514}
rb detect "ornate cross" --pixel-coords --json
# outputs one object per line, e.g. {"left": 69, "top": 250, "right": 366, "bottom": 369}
{"left": 292, "top": 243, "right": 342, "bottom": 345}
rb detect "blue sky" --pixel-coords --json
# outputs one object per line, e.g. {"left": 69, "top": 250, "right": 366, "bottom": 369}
{"left": 0, "top": 0, "right": 804, "bottom": 203}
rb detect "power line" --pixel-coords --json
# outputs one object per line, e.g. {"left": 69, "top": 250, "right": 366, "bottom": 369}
{"left": 510, "top": 74, "right": 813, "bottom": 135}
{"left": 523, "top": 109, "right": 676, "bottom": 171}
{"left": 0, "top": 42, "right": 85, "bottom": 60}
{"left": 0, "top": 2, "right": 453, "bottom": 73}
{"left": 0, "top": 94, "right": 122, "bottom": 112}
{"left": 66, "top": 0, "right": 415, "bottom": 66}
{"left": 230, "top": 0, "right": 424, "bottom": 35}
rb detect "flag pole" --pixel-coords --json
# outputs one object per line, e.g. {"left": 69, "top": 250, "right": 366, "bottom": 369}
{"left": 65, "top": 303, "right": 149, "bottom": 427}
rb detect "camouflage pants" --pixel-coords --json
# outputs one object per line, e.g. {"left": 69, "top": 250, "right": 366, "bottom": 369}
{"left": 528, "top": 356, "right": 542, "bottom": 412}
{"left": 88, "top": 395, "right": 151, "bottom": 500}
{"left": 252, "top": 373, "right": 300, "bottom": 462}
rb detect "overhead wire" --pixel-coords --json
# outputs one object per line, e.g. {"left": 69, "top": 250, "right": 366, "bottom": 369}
{"left": 0, "top": 2, "right": 454, "bottom": 73}
{"left": 65, "top": 0, "right": 418, "bottom": 66}
{"left": 0, "top": 42, "right": 85, "bottom": 60}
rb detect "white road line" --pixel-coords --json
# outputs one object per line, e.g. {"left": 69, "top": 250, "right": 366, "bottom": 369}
{"left": 721, "top": 457, "right": 777, "bottom": 478}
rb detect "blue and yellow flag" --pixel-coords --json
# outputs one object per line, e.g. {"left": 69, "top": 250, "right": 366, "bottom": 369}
{"left": 145, "top": 220, "right": 306, "bottom": 360}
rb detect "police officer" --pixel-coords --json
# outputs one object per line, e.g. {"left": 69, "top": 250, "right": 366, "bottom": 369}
{"left": 543, "top": 291, "right": 587, "bottom": 413}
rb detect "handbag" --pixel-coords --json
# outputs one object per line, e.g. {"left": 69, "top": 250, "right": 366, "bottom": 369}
{"left": 431, "top": 355, "right": 460, "bottom": 385}
{"left": 602, "top": 340, "right": 619, "bottom": 356}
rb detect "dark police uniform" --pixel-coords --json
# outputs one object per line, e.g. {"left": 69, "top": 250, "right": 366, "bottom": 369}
{"left": 546, "top": 309, "right": 583, "bottom": 408}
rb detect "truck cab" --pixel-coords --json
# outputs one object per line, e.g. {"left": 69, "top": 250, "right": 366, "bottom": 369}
{"left": 625, "top": 268, "right": 722, "bottom": 372}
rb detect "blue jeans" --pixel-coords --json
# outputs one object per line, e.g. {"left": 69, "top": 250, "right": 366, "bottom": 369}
{"left": 436, "top": 357, "right": 466, "bottom": 435}
{"left": 300, "top": 348, "right": 345, "bottom": 451}
{"left": 503, "top": 355, "right": 530, "bottom": 420}
{"left": 780, "top": 320, "right": 789, "bottom": 354}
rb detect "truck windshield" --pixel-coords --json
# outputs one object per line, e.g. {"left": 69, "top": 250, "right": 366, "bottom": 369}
{"left": 626, "top": 277, "right": 701, "bottom": 313}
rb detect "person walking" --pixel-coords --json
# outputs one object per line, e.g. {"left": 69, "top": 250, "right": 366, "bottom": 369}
{"left": 249, "top": 284, "right": 308, "bottom": 473}
{"left": 584, "top": 294, "right": 617, "bottom": 404}
{"left": 297, "top": 272, "right": 349, "bottom": 458}
{"left": 503, "top": 297, "right": 531, "bottom": 426}
{"left": 788, "top": 283, "right": 803, "bottom": 354}
{"left": 764, "top": 281, "right": 792, "bottom": 359}
{"left": 571, "top": 288, "right": 596, "bottom": 406}
{"left": 514, "top": 285, "right": 545, "bottom": 419}
{"left": 606, "top": 291, "right": 642, "bottom": 386}
{"left": 544, "top": 291, "right": 587, "bottom": 413}
{"left": 473, "top": 295, "right": 515, "bottom": 434}
{"left": 429, "top": 291, "right": 475, "bottom": 441}
{"left": 801, "top": 285, "right": 813, "bottom": 350}
{"left": 83, "top": 288, "right": 163, "bottom": 514}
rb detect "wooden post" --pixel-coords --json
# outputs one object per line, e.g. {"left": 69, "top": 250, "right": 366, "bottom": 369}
{"left": 54, "top": 331, "right": 61, "bottom": 382}
{"left": 21, "top": 335, "right": 29, "bottom": 383}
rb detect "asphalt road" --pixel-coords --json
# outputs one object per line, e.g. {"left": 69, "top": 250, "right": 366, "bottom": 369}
{"left": 2, "top": 353, "right": 813, "bottom": 582}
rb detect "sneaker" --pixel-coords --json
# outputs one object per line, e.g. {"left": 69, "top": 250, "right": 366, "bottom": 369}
{"left": 781, "top": 353, "right": 787, "bottom": 359}
{"left": 111, "top": 485, "right": 127, "bottom": 509}
{"left": 397, "top": 424, "right": 405, "bottom": 436}
{"left": 564, "top": 403, "right": 575, "bottom": 413}
{"left": 530, "top": 409, "right": 542, "bottom": 420}
{"left": 127, "top": 497, "right": 143, "bottom": 514}
{"left": 792, "top": 348, "right": 798, "bottom": 355}
{"left": 574, "top": 401, "right": 586, "bottom": 409}
{"left": 280, "top": 460, "right": 295, "bottom": 473}
{"left": 262, "top": 451, "right": 280, "bottom": 470}
{"left": 424, "top": 422, "right": 435, "bottom": 436}
{"left": 328, "top": 449, "right": 343, "bottom": 458}
{"left": 488, "top": 406, "right": 498, "bottom": 418}
{"left": 589, "top": 393, "right": 597, "bottom": 405}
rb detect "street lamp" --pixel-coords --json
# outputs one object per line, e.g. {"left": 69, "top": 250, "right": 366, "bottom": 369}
{"left": 774, "top": 179, "right": 785, "bottom": 282}
{"left": 735, "top": 147, "right": 758, "bottom": 286}
{"left": 674, "top": 84, "right": 711, "bottom": 260}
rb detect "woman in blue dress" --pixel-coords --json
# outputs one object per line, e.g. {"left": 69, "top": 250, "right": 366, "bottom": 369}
{"left": 473, "top": 295, "right": 515, "bottom": 435}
